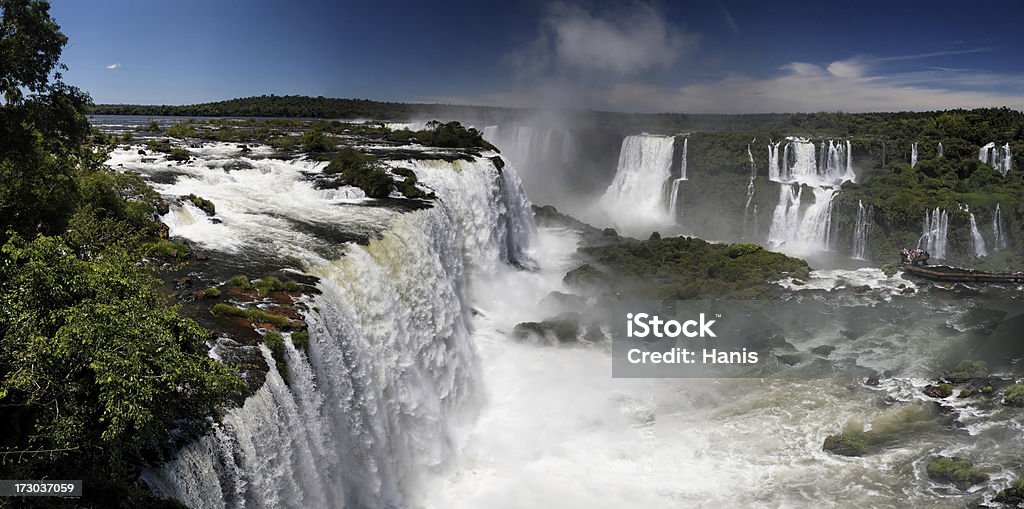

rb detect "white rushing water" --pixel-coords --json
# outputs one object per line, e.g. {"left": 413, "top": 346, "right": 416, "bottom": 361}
{"left": 742, "top": 142, "right": 757, "bottom": 239}
{"left": 918, "top": 208, "right": 949, "bottom": 260}
{"left": 667, "top": 138, "right": 688, "bottom": 225}
{"left": 992, "top": 203, "right": 1008, "bottom": 251}
{"left": 766, "top": 138, "right": 852, "bottom": 255}
{"left": 600, "top": 134, "right": 677, "bottom": 231}
{"left": 852, "top": 200, "right": 873, "bottom": 260}
{"left": 967, "top": 208, "right": 988, "bottom": 258}
{"left": 910, "top": 142, "right": 918, "bottom": 168}
{"left": 937, "top": 142, "right": 943, "bottom": 158}
{"left": 979, "top": 142, "right": 1012, "bottom": 176}
{"left": 123, "top": 143, "right": 538, "bottom": 509}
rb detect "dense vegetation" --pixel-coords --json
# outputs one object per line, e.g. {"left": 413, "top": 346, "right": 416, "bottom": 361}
{"left": 0, "top": 2, "right": 243, "bottom": 506}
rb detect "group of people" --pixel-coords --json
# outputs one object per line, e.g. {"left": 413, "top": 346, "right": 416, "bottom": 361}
{"left": 900, "top": 247, "right": 930, "bottom": 265}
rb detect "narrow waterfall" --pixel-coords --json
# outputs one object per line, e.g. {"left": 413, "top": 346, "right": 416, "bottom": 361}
{"left": 667, "top": 137, "right": 687, "bottom": 224}
{"left": 142, "top": 154, "right": 537, "bottom": 509}
{"left": 851, "top": 200, "right": 872, "bottom": 260}
{"left": 993, "top": 203, "right": 1008, "bottom": 251}
{"left": 766, "top": 138, "right": 851, "bottom": 253}
{"left": 910, "top": 142, "right": 918, "bottom": 168}
{"left": 968, "top": 210, "right": 988, "bottom": 258}
{"left": 917, "top": 208, "right": 949, "bottom": 260}
{"left": 742, "top": 141, "right": 757, "bottom": 239}
{"left": 600, "top": 134, "right": 676, "bottom": 227}
{"left": 979, "top": 142, "right": 1013, "bottom": 176}
{"left": 937, "top": 142, "right": 943, "bottom": 158}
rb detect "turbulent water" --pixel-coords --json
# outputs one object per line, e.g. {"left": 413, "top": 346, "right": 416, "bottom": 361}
{"left": 599, "top": 134, "right": 677, "bottom": 231}
{"left": 968, "top": 208, "right": 989, "bottom": 258}
{"left": 94, "top": 118, "right": 1024, "bottom": 509}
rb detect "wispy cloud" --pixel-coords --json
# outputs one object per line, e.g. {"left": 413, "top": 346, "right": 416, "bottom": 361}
{"left": 719, "top": 2, "right": 739, "bottom": 34}
{"left": 105, "top": 63, "right": 121, "bottom": 70}
{"left": 509, "top": 2, "right": 697, "bottom": 77}
{"left": 876, "top": 47, "right": 992, "bottom": 62}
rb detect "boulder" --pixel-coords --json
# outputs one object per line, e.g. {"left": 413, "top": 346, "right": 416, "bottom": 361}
{"left": 923, "top": 384, "right": 953, "bottom": 399}
{"left": 822, "top": 433, "right": 868, "bottom": 457}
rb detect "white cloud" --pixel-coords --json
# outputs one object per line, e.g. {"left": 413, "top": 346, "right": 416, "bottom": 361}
{"left": 827, "top": 57, "right": 869, "bottom": 78}
{"left": 105, "top": 63, "right": 120, "bottom": 70}
{"left": 511, "top": 2, "right": 697, "bottom": 77}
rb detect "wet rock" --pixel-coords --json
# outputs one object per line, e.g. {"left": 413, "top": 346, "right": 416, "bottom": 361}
{"left": 923, "top": 384, "right": 953, "bottom": 399}
{"left": 810, "top": 345, "right": 836, "bottom": 357}
{"left": 539, "top": 291, "right": 586, "bottom": 310}
{"left": 775, "top": 353, "right": 804, "bottom": 366}
{"left": 822, "top": 432, "right": 867, "bottom": 457}
{"left": 156, "top": 221, "right": 170, "bottom": 239}
{"left": 865, "top": 374, "right": 880, "bottom": 386}
{"left": 513, "top": 314, "right": 581, "bottom": 344}
{"left": 156, "top": 200, "right": 170, "bottom": 216}
{"left": 138, "top": 149, "right": 147, "bottom": 155}
{"left": 194, "top": 251, "right": 208, "bottom": 261}
{"left": 993, "top": 479, "right": 1024, "bottom": 506}
{"left": 925, "top": 456, "right": 988, "bottom": 490}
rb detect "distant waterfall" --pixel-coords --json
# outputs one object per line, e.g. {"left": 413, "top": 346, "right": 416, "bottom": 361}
{"left": 667, "top": 138, "right": 687, "bottom": 224}
{"left": 937, "top": 142, "right": 943, "bottom": 158}
{"left": 979, "top": 142, "right": 1012, "bottom": 176}
{"left": 918, "top": 208, "right": 949, "bottom": 260}
{"left": 911, "top": 143, "right": 918, "bottom": 168}
{"left": 601, "top": 134, "right": 676, "bottom": 227}
{"left": 851, "top": 200, "right": 872, "bottom": 260}
{"left": 742, "top": 141, "right": 757, "bottom": 239}
{"left": 144, "top": 156, "right": 536, "bottom": 509}
{"left": 766, "top": 138, "right": 851, "bottom": 253}
{"left": 968, "top": 209, "right": 988, "bottom": 258}
{"left": 993, "top": 203, "right": 1009, "bottom": 251}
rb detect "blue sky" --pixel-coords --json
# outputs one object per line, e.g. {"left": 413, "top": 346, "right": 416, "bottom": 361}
{"left": 50, "top": 0, "right": 1024, "bottom": 112}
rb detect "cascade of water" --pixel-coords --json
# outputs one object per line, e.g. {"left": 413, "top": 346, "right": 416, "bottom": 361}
{"left": 910, "top": 142, "right": 918, "bottom": 168}
{"left": 851, "top": 200, "right": 873, "bottom": 260}
{"left": 667, "top": 138, "right": 688, "bottom": 224}
{"left": 768, "top": 185, "right": 837, "bottom": 252}
{"left": 937, "top": 142, "right": 943, "bottom": 158}
{"left": 600, "top": 134, "right": 676, "bottom": 227}
{"left": 768, "top": 140, "right": 782, "bottom": 181}
{"left": 768, "top": 138, "right": 853, "bottom": 186}
{"left": 978, "top": 142, "right": 1012, "bottom": 176}
{"left": 766, "top": 138, "right": 850, "bottom": 253}
{"left": 968, "top": 209, "right": 988, "bottom": 258}
{"left": 742, "top": 142, "right": 757, "bottom": 239}
{"left": 917, "top": 208, "right": 949, "bottom": 259}
{"left": 993, "top": 203, "right": 1009, "bottom": 251}
{"left": 141, "top": 150, "right": 536, "bottom": 509}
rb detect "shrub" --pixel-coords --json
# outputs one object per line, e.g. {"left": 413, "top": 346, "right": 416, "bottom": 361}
{"left": 301, "top": 129, "right": 332, "bottom": 152}
{"left": 227, "top": 275, "right": 251, "bottom": 289}
{"left": 209, "top": 303, "right": 290, "bottom": 328}
{"left": 202, "top": 287, "right": 221, "bottom": 298}
{"left": 253, "top": 276, "right": 300, "bottom": 297}
{"left": 147, "top": 239, "right": 190, "bottom": 259}
{"left": 291, "top": 330, "right": 310, "bottom": 351}
{"left": 167, "top": 147, "right": 191, "bottom": 162}
{"left": 324, "top": 147, "right": 395, "bottom": 198}
{"left": 946, "top": 359, "right": 988, "bottom": 381}
{"left": 1005, "top": 384, "right": 1024, "bottom": 406}
{"left": 185, "top": 194, "right": 216, "bottom": 216}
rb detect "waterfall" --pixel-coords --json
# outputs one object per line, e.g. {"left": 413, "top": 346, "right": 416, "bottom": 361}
{"left": 142, "top": 153, "right": 537, "bottom": 509}
{"left": 768, "top": 185, "right": 837, "bottom": 252}
{"left": 993, "top": 203, "right": 1009, "bottom": 251}
{"left": 766, "top": 138, "right": 850, "bottom": 253}
{"left": 917, "top": 208, "right": 948, "bottom": 260}
{"left": 600, "top": 134, "right": 676, "bottom": 227}
{"left": 968, "top": 210, "right": 988, "bottom": 258}
{"left": 742, "top": 141, "right": 757, "bottom": 239}
{"left": 979, "top": 142, "right": 1012, "bottom": 176}
{"left": 667, "top": 137, "right": 687, "bottom": 224}
{"left": 910, "top": 142, "right": 918, "bottom": 168}
{"left": 851, "top": 200, "right": 872, "bottom": 260}
{"left": 937, "top": 142, "right": 943, "bottom": 158}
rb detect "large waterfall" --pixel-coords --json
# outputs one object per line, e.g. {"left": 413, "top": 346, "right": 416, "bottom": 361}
{"left": 600, "top": 134, "right": 677, "bottom": 229}
{"left": 766, "top": 138, "right": 852, "bottom": 253}
{"left": 851, "top": 200, "right": 872, "bottom": 260}
{"left": 918, "top": 208, "right": 949, "bottom": 260}
{"left": 138, "top": 149, "right": 537, "bottom": 509}
{"left": 979, "top": 142, "right": 1012, "bottom": 176}
{"left": 993, "top": 203, "right": 1009, "bottom": 251}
